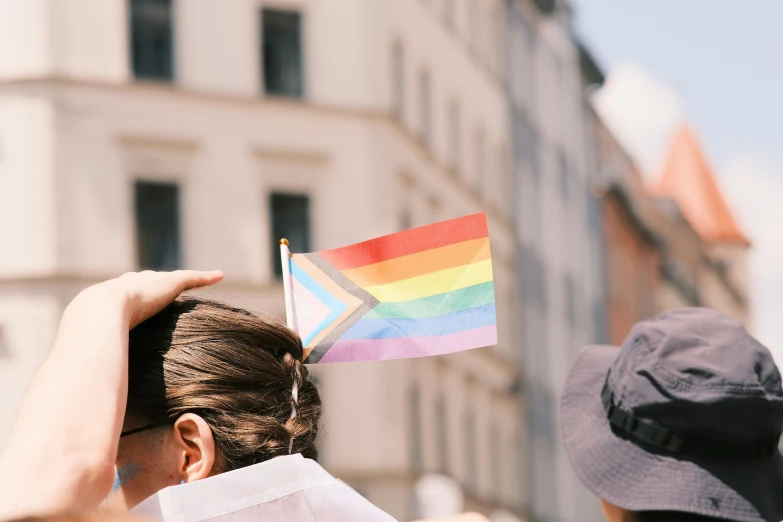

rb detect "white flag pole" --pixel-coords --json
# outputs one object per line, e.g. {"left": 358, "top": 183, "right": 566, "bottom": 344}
{"left": 279, "top": 239, "right": 295, "bottom": 330}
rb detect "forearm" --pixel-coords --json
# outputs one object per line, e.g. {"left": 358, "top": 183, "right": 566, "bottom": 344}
{"left": 0, "top": 283, "right": 131, "bottom": 517}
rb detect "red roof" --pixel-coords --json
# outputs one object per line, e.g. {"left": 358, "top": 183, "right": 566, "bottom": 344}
{"left": 654, "top": 126, "right": 750, "bottom": 246}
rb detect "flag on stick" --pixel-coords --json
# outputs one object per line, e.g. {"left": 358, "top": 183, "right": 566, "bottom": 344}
{"left": 279, "top": 213, "right": 497, "bottom": 363}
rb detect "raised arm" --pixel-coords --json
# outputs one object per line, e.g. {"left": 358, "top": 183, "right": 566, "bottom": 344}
{"left": 0, "top": 270, "right": 223, "bottom": 519}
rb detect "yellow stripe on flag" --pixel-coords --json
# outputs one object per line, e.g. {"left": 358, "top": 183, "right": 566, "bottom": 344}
{"left": 363, "top": 258, "right": 494, "bottom": 303}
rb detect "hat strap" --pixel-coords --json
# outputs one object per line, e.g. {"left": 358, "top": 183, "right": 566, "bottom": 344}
{"left": 601, "top": 378, "right": 781, "bottom": 462}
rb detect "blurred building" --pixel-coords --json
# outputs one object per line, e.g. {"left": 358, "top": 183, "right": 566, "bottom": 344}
{"left": 653, "top": 126, "right": 750, "bottom": 325}
{"left": 507, "top": 1, "right": 605, "bottom": 522}
{"left": 0, "top": 0, "right": 522, "bottom": 520}
{"left": 587, "top": 104, "right": 751, "bottom": 344}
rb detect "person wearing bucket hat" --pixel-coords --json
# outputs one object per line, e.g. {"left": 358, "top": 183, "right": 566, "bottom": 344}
{"left": 561, "top": 308, "right": 783, "bottom": 522}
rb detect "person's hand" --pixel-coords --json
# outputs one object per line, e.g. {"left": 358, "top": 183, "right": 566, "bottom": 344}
{"left": 113, "top": 270, "right": 224, "bottom": 328}
{"left": 0, "top": 270, "right": 223, "bottom": 518}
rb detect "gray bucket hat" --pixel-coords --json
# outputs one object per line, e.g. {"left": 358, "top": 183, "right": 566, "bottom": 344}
{"left": 561, "top": 308, "right": 783, "bottom": 522}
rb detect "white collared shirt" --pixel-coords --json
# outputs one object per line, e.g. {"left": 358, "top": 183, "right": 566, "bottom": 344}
{"left": 131, "top": 454, "right": 396, "bottom": 522}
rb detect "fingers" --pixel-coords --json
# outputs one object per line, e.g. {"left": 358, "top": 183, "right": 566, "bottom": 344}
{"left": 122, "top": 270, "right": 224, "bottom": 329}
{"left": 175, "top": 270, "right": 224, "bottom": 292}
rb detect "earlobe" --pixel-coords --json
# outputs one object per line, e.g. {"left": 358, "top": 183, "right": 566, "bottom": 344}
{"left": 173, "top": 413, "right": 216, "bottom": 483}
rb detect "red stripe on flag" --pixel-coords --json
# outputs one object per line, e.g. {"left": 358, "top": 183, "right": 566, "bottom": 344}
{"left": 319, "top": 213, "right": 489, "bottom": 270}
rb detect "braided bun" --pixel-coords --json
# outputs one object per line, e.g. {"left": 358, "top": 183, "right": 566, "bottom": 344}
{"left": 127, "top": 297, "right": 322, "bottom": 471}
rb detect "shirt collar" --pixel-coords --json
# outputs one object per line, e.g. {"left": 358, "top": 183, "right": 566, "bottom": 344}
{"left": 132, "top": 454, "right": 338, "bottom": 521}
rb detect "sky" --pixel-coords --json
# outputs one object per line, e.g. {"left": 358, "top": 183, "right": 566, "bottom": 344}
{"left": 570, "top": 0, "right": 783, "bottom": 364}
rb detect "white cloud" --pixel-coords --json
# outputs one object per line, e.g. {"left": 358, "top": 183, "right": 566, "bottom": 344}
{"left": 720, "top": 157, "right": 783, "bottom": 366}
{"left": 593, "top": 63, "right": 685, "bottom": 177}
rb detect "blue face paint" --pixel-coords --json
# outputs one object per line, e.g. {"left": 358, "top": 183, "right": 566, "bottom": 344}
{"left": 111, "top": 460, "right": 142, "bottom": 495}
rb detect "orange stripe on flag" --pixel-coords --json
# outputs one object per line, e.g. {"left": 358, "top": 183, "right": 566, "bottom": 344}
{"left": 319, "top": 213, "right": 489, "bottom": 270}
{"left": 340, "top": 237, "right": 491, "bottom": 287}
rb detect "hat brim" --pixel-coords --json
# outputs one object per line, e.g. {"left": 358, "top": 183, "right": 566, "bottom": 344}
{"left": 561, "top": 345, "right": 783, "bottom": 522}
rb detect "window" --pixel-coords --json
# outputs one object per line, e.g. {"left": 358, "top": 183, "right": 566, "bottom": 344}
{"left": 262, "top": 9, "right": 303, "bottom": 98}
{"left": 490, "top": 425, "right": 501, "bottom": 496}
{"left": 419, "top": 67, "right": 432, "bottom": 145}
{"left": 499, "top": 143, "right": 511, "bottom": 217}
{"left": 558, "top": 150, "right": 569, "bottom": 202}
{"left": 593, "top": 300, "right": 608, "bottom": 345}
{"left": 493, "top": 3, "right": 506, "bottom": 76}
{"left": 399, "top": 180, "right": 413, "bottom": 230}
{"left": 443, "top": 0, "right": 455, "bottom": 26}
{"left": 520, "top": 245, "right": 547, "bottom": 311}
{"left": 270, "top": 193, "right": 310, "bottom": 278}
{"left": 435, "top": 396, "right": 449, "bottom": 472}
{"left": 410, "top": 385, "right": 423, "bottom": 471}
{"left": 587, "top": 186, "right": 602, "bottom": 238}
{"left": 551, "top": 52, "right": 565, "bottom": 135}
{"left": 135, "top": 181, "right": 181, "bottom": 270}
{"left": 130, "top": 0, "right": 174, "bottom": 82}
{"left": 464, "top": 409, "right": 477, "bottom": 486}
{"left": 399, "top": 206, "right": 412, "bottom": 232}
{"left": 565, "top": 274, "right": 576, "bottom": 348}
{"left": 0, "top": 327, "right": 9, "bottom": 360}
{"left": 448, "top": 100, "right": 461, "bottom": 173}
{"left": 392, "top": 41, "right": 405, "bottom": 118}
{"left": 513, "top": 114, "right": 539, "bottom": 183}
{"left": 474, "top": 126, "right": 486, "bottom": 194}
{"left": 469, "top": 0, "right": 479, "bottom": 52}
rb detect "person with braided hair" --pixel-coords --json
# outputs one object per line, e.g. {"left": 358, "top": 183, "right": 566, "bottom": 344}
{"left": 0, "top": 271, "right": 394, "bottom": 521}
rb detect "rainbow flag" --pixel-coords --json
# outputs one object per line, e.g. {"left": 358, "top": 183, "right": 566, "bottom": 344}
{"left": 285, "top": 213, "right": 497, "bottom": 363}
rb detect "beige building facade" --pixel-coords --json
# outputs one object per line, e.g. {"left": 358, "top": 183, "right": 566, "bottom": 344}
{"left": 0, "top": 0, "right": 523, "bottom": 520}
{"left": 508, "top": 2, "right": 606, "bottom": 522}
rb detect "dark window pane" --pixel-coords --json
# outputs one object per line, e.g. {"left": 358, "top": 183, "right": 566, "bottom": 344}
{"left": 565, "top": 274, "right": 576, "bottom": 328}
{"left": 513, "top": 113, "right": 539, "bottom": 183}
{"left": 419, "top": 68, "right": 431, "bottom": 144}
{"left": 409, "top": 385, "right": 423, "bottom": 472}
{"left": 435, "top": 396, "right": 449, "bottom": 473}
{"left": 474, "top": 126, "right": 485, "bottom": 193}
{"left": 262, "top": 9, "right": 303, "bottom": 97}
{"left": 0, "top": 327, "right": 9, "bottom": 361}
{"left": 464, "top": 409, "right": 477, "bottom": 486}
{"left": 130, "top": 0, "right": 174, "bottom": 82}
{"left": 392, "top": 41, "right": 405, "bottom": 118}
{"left": 135, "top": 181, "right": 180, "bottom": 270}
{"left": 593, "top": 300, "right": 608, "bottom": 345}
{"left": 558, "top": 150, "right": 569, "bottom": 202}
{"left": 490, "top": 426, "right": 501, "bottom": 495}
{"left": 271, "top": 193, "right": 310, "bottom": 277}
{"left": 448, "top": 100, "right": 461, "bottom": 172}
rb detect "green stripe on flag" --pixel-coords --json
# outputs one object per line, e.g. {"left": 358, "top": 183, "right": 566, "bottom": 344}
{"left": 364, "top": 281, "right": 495, "bottom": 319}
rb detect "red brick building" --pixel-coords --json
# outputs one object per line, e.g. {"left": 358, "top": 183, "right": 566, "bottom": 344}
{"left": 601, "top": 185, "right": 661, "bottom": 346}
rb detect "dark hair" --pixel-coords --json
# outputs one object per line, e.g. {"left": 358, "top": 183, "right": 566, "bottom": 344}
{"left": 634, "top": 511, "right": 735, "bottom": 522}
{"left": 127, "top": 297, "right": 321, "bottom": 471}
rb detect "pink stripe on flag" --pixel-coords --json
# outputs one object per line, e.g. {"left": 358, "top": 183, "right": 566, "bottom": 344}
{"left": 318, "top": 325, "right": 497, "bottom": 363}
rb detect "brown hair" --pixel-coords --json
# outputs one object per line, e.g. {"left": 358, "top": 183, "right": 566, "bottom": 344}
{"left": 126, "top": 297, "right": 321, "bottom": 470}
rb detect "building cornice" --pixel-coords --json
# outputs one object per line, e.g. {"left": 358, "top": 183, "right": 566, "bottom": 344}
{"left": 0, "top": 76, "right": 516, "bottom": 240}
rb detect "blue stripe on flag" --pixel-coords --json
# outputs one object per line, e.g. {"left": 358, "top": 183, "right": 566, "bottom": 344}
{"left": 290, "top": 258, "right": 348, "bottom": 346}
{"left": 340, "top": 302, "right": 497, "bottom": 340}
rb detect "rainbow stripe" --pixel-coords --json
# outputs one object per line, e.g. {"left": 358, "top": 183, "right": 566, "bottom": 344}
{"left": 288, "top": 213, "right": 497, "bottom": 363}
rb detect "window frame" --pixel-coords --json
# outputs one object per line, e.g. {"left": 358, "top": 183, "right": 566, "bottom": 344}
{"left": 129, "top": 0, "right": 176, "bottom": 83}
{"left": 134, "top": 180, "right": 182, "bottom": 271}
{"left": 260, "top": 7, "right": 305, "bottom": 98}
{"left": 269, "top": 192, "right": 311, "bottom": 278}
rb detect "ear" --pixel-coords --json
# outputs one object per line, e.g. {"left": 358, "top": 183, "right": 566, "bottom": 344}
{"left": 172, "top": 413, "right": 216, "bottom": 483}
